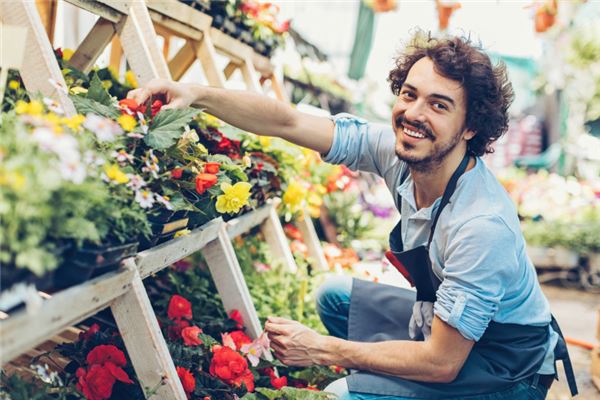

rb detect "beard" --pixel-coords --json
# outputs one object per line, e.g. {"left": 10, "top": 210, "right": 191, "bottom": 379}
{"left": 394, "top": 115, "right": 464, "bottom": 173}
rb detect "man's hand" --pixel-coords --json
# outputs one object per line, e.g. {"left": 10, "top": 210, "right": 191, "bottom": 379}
{"left": 264, "top": 316, "right": 326, "bottom": 367}
{"left": 127, "top": 79, "right": 199, "bottom": 110}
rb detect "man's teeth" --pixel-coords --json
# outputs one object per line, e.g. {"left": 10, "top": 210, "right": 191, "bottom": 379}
{"left": 403, "top": 127, "right": 426, "bottom": 139}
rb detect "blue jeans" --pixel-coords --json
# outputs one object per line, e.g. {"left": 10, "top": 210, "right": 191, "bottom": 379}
{"left": 316, "top": 276, "right": 548, "bottom": 400}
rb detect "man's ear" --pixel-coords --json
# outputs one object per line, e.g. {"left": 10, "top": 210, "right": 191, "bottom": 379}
{"left": 463, "top": 129, "right": 476, "bottom": 141}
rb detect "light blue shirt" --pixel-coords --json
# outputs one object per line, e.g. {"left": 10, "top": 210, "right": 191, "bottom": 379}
{"left": 323, "top": 113, "right": 557, "bottom": 374}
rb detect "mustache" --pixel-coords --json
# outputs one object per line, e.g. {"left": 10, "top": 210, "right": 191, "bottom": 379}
{"left": 395, "top": 115, "right": 434, "bottom": 139}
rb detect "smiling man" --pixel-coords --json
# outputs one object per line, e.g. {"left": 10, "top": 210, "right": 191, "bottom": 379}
{"left": 128, "top": 33, "right": 577, "bottom": 399}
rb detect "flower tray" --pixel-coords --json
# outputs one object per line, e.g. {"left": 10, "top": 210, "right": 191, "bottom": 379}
{"left": 138, "top": 230, "right": 180, "bottom": 251}
{"left": 54, "top": 241, "right": 139, "bottom": 289}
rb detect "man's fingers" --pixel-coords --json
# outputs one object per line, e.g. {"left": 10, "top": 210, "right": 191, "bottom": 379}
{"left": 264, "top": 321, "right": 289, "bottom": 335}
{"left": 267, "top": 316, "right": 294, "bottom": 324}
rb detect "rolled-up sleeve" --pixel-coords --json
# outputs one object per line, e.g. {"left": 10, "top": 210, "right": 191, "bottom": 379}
{"left": 434, "top": 215, "right": 518, "bottom": 341}
{"left": 322, "top": 113, "right": 396, "bottom": 177}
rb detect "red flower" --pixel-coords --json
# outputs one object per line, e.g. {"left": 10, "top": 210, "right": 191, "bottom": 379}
{"left": 87, "top": 345, "right": 127, "bottom": 368}
{"left": 204, "top": 162, "right": 220, "bottom": 174}
{"left": 176, "top": 366, "right": 196, "bottom": 396}
{"left": 167, "top": 318, "right": 190, "bottom": 341}
{"left": 209, "top": 346, "right": 254, "bottom": 392}
{"left": 171, "top": 168, "right": 184, "bottom": 179}
{"left": 228, "top": 330, "right": 252, "bottom": 350}
{"left": 79, "top": 323, "right": 100, "bottom": 341}
{"left": 270, "top": 374, "right": 288, "bottom": 389}
{"left": 151, "top": 99, "right": 163, "bottom": 116}
{"left": 195, "top": 173, "right": 218, "bottom": 195}
{"left": 56, "top": 47, "right": 63, "bottom": 59}
{"left": 181, "top": 326, "right": 203, "bottom": 346}
{"left": 229, "top": 309, "right": 244, "bottom": 329}
{"left": 283, "top": 224, "right": 303, "bottom": 241}
{"left": 273, "top": 19, "right": 290, "bottom": 34}
{"left": 168, "top": 295, "right": 193, "bottom": 320}
{"left": 118, "top": 98, "right": 140, "bottom": 114}
{"left": 76, "top": 365, "right": 115, "bottom": 400}
{"left": 256, "top": 162, "right": 264, "bottom": 172}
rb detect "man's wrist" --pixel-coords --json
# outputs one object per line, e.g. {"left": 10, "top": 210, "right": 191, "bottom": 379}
{"left": 314, "top": 335, "right": 341, "bottom": 366}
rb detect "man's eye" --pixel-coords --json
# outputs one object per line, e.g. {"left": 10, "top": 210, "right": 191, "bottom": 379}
{"left": 401, "top": 91, "right": 415, "bottom": 99}
{"left": 433, "top": 102, "right": 448, "bottom": 111}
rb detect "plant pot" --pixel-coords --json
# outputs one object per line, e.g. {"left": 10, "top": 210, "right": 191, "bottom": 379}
{"left": 223, "top": 18, "right": 238, "bottom": 37}
{"left": 212, "top": 14, "right": 225, "bottom": 29}
{"left": 239, "top": 30, "right": 253, "bottom": 45}
{"left": 527, "top": 246, "right": 579, "bottom": 269}
{"left": 54, "top": 241, "right": 139, "bottom": 289}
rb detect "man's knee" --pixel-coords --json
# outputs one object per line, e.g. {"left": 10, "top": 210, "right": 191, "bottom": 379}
{"left": 316, "top": 275, "right": 353, "bottom": 315}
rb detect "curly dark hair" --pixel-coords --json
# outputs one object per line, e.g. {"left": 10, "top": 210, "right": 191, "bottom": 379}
{"left": 388, "top": 33, "right": 514, "bottom": 156}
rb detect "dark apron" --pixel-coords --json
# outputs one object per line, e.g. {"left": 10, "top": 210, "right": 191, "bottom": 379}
{"left": 346, "top": 154, "right": 578, "bottom": 398}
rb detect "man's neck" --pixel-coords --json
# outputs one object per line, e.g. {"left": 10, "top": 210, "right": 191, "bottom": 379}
{"left": 410, "top": 150, "right": 473, "bottom": 210}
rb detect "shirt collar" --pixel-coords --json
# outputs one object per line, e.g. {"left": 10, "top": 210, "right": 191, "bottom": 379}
{"left": 396, "top": 176, "right": 441, "bottom": 221}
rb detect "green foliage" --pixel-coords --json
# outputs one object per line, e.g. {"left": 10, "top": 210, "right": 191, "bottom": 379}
{"left": 323, "top": 191, "right": 374, "bottom": 248}
{"left": 70, "top": 94, "right": 121, "bottom": 119}
{"left": 0, "top": 373, "right": 71, "bottom": 400}
{"left": 245, "top": 386, "right": 335, "bottom": 400}
{"left": 145, "top": 108, "right": 201, "bottom": 150}
{"left": 87, "top": 72, "right": 114, "bottom": 106}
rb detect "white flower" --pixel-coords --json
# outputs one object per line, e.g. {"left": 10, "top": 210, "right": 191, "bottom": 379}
{"left": 155, "top": 193, "right": 173, "bottom": 210}
{"left": 135, "top": 190, "right": 155, "bottom": 209}
{"left": 126, "top": 174, "right": 146, "bottom": 191}
{"left": 83, "top": 114, "right": 123, "bottom": 142}
{"left": 43, "top": 97, "right": 65, "bottom": 115}
{"left": 111, "top": 149, "right": 134, "bottom": 164}
{"left": 59, "top": 158, "right": 86, "bottom": 184}
{"left": 182, "top": 126, "right": 199, "bottom": 143}
{"left": 83, "top": 150, "right": 106, "bottom": 167}
{"left": 137, "top": 112, "right": 149, "bottom": 134}
{"left": 31, "top": 363, "right": 63, "bottom": 386}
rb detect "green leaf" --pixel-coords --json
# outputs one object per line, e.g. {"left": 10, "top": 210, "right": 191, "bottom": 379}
{"left": 144, "top": 108, "right": 201, "bottom": 150}
{"left": 70, "top": 95, "right": 121, "bottom": 119}
{"left": 87, "top": 73, "right": 113, "bottom": 106}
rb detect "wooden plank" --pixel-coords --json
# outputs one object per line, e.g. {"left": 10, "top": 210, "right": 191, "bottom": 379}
{"left": 195, "top": 35, "right": 226, "bottom": 87}
{"left": 239, "top": 55, "right": 262, "bottom": 93}
{"left": 168, "top": 41, "right": 197, "bottom": 81}
{"left": 261, "top": 206, "right": 298, "bottom": 273}
{"left": 136, "top": 218, "right": 222, "bottom": 279}
{"left": 269, "top": 73, "right": 289, "bottom": 102}
{"left": 63, "top": 0, "right": 123, "bottom": 23}
{"left": 35, "top": 0, "right": 58, "bottom": 43}
{"left": 111, "top": 259, "right": 187, "bottom": 400}
{"left": 116, "top": 0, "right": 172, "bottom": 84}
{"left": 223, "top": 61, "right": 239, "bottom": 80}
{"left": 148, "top": 8, "right": 203, "bottom": 41}
{"left": 226, "top": 204, "right": 273, "bottom": 239}
{"left": 201, "top": 225, "right": 262, "bottom": 338}
{"left": 109, "top": 35, "right": 123, "bottom": 72}
{"left": 210, "top": 27, "right": 251, "bottom": 62}
{"left": 146, "top": 0, "right": 212, "bottom": 33}
{"left": 251, "top": 52, "right": 274, "bottom": 77}
{"left": 69, "top": 17, "right": 116, "bottom": 73}
{"left": 0, "top": 2, "right": 76, "bottom": 116}
{"left": 0, "top": 267, "right": 135, "bottom": 365}
{"left": 296, "top": 211, "right": 329, "bottom": 271}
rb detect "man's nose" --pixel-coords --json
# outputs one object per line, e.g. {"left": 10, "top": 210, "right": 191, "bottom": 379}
{"left": 403, "top": 100, "right": 427, "bottom": 125}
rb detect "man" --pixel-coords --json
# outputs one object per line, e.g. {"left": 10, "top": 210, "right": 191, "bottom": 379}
{"left": 129, "top": 34, "right": 576, "bottom": 399}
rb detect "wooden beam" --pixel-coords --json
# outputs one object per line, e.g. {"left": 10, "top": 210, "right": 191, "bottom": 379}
{"left": 195, "top": 35, "right": 226, "bottom": 87}
{"left": 69, "top": 17, "right": 116, "bottom": 73}
{"left": 109, "top": 36, "right": 123, "bottom": 72}
{"left": 63, "top": 0, "right": 123, "bottom": 23}
{"left": 239, "top": 55, "right": 262, "bottom": 93}
{"left": 147, "top": 8, "right": 203, "bottom": 41}
{"left": 0, "top": 1, "right": 76, "bottom": 115}
{"left": 226, "top": 203, "right": 273, "bottom": 239}
{"left": 201, "top": 225, "right": 262, "bottom": 338}
{"left": 146, "top": 0, "right": 212, "bottom": 33}
{"left": 168, "top": 41, "right": 197, "bottom": 81}
{"left": 0, "top": 268, "right": 134, "bottom": 365}
{"left": 296, "top": 211, "right": 329, "bottom": 271}
{"left": 261, "top": 206, "right": 298, "bottom": 273}
{"left": 112, "top": 260, "right": 187, "bottom": 400}
{"left": 135, "top": 218, "right": 222, "bottom": 279}
{"left": 223, "top": 61, "right": 239, "bottom": 80}
{"left": 116, "top": 0, "right": 172, "bottom": 84}
{"left": 35, "top": 0, "right": 58, "bottom": 43}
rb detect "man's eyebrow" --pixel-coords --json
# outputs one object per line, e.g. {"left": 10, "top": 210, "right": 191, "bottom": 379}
{"left": 402, "top": 83, "right": 456, "bottom": 107}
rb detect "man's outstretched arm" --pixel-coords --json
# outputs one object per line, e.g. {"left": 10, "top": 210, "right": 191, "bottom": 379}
{"left": 128, "top": 79, "right": 335, "bottom": 154}
{"left": 265, "top": 315, "right": 474, "bottom": 383}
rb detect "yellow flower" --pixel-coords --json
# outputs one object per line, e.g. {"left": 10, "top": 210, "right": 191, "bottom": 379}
{"left": 203, "top": 113, "right": 222, "bottom": 128}
{"left": 259, "top": 136, "right": 271, "bottom": 147}
{"left": 8, "top": 80, "right": 19, "bottom": 90}
{"left": 125, "top": 70, "right": 138, "bottom": 88}
{"left": 69, "top": 86, "right": 88, "bottom": 95}
{"left": 63, "top": 114, "right": 86, "bottom": 131}
{"left": 283, "top": 180, "right": 306, "bottom": 212}
{"left": 117, "top": 114, "right": 137, "bottom": 132}
{"left": 62, "top": 48, "right": 74, "bottom": 61}
{"left": 44, "top": 113, "right": 63, "bottom": 133}
{"left": 15, "top": 100, "right": 44, "bottom": 116}
{"left": 174, "top": 229, "right": 191, "bottom": 238}
{"left": 104, "top": 164, "right": 129, "bottom": 184}
{"left": 0, "top": 171, "right": 26, "bottom": 191}
{"left": 102, "top": 80, "right": 112, "bottom": 90}
{"left": 215, "top": 182, "right": 252, "bottom": 214}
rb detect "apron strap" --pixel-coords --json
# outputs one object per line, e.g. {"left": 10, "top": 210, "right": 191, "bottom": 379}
{"left": 550, "top": 316, "right": 578, "bottom": 396}
{"left": 427, "top": 153, "right": 470, "bottom": 246}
